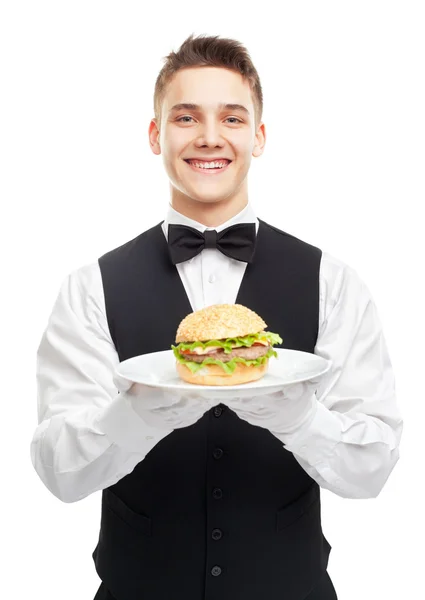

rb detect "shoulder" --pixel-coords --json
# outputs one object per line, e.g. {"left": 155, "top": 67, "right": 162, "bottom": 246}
{"left": 98, "top": 222, "right": 164, "bottom": 264}
{"left": 259, "top": 219, "right": 321, "bottom": 254}
{"left": 258, "top": 220, "right": 363, "bottom": 302}
{"left": 65, "top": 261, "right": 104, "bottom": 312}
{"left": 60, "top": 261, "right": 113, "bottom": 339}
{"left": 320, "top": 250, "right": 368, "bottom": 313}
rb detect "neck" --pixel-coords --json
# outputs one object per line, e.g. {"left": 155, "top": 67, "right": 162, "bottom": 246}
{"left": 170, "top": 183, "right": 249, "bottom": 227}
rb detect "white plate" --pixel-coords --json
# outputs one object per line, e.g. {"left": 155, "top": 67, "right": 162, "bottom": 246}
{"left": 115, "top": 348, "right": 332, "bottom": 399}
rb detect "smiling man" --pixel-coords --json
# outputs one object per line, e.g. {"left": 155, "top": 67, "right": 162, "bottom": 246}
{"left": 31, "top": 33, "right": 403, "bottom": 600}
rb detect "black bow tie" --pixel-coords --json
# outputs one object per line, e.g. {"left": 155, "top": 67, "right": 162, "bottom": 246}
{"left": 167, "top": 222, "right": 257, "bottom": 265}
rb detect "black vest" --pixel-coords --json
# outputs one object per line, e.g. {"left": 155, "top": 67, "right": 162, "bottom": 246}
{"left": 92, "top": 218, "right": 332, "bottom": 600}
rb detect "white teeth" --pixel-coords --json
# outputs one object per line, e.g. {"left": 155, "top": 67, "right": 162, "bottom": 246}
{"left": 187, "top": 160, "right": 229, "bottom": 169}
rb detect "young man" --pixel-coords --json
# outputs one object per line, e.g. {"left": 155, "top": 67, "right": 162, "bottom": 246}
{"left": 31, "top": 34, "right": 403, "bottom": 600}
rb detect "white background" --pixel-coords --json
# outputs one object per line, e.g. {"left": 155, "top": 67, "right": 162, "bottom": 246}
{"left": 1, "top": 1, "right": 424, "bottom": 598}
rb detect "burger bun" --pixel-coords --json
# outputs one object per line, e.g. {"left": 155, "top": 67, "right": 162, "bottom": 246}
{"left": 175, "top": 303, "right": 267, "bottom": 343}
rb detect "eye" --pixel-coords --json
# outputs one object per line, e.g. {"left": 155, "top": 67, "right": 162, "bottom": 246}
{"left": 175, "top": 116, "right": 242, "bottom": 124}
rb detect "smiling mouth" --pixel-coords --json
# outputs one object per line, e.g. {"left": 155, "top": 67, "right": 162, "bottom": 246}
{"left": 183, "top": 159, "right": 233, "bottom": 174}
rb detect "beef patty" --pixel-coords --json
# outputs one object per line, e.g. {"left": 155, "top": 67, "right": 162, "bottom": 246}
{"left": 184, "top": 344, "right": 270, "bottom": 363}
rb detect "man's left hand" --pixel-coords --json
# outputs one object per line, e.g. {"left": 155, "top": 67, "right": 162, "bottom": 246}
{"left": 223, "top": 379, "right": 320, "bottom": 436}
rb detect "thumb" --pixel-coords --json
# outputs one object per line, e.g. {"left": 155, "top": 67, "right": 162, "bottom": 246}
{"left": 113, "top": 373, "right": 134, "bottom": 393}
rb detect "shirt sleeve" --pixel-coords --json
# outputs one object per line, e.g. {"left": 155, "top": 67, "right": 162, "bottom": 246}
{"left": 279, "top": 255, "right": 403, "bottom": 499}
{"left": 30, "top": 263, "right": 171, "bottom": 503}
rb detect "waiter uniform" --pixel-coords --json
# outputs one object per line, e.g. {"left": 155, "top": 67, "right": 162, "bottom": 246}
{"left": 32, "top": 202, "right": 403, "bottom": 600}
{"left": 93, "top": 204, "right": 333, "bottom": 600}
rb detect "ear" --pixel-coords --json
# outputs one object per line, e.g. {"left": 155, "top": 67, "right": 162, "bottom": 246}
{"left": 253, "top": 122, "right": 266, "bottom": 158}
{"left": 149, "top": 119, "right": 161, "bottom": 155}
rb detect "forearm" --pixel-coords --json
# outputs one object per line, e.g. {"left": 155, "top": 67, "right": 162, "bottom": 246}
{"left": 277, "top": 401, "right": 402, "bottom": 498}
{"left": 30, "top": 394, "right": 171, "bottom": 503}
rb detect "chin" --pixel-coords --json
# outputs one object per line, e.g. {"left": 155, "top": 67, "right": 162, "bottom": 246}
{"left": 188, "top": 187, "right": 239, "bottom": 204}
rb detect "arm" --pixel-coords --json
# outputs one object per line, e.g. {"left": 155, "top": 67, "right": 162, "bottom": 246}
{"left": 30, "top": 263, "right": 171, "bottom": 503}
{"left": 280, "top": 262, "right": 403, "bottom": 498}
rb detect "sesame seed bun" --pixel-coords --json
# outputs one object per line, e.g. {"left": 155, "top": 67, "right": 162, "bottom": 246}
{"left": 176, "top": 359, "right": 269, "bottom": 386}
{"left": 175, "top": 303, "right": 267, "bottom": 343}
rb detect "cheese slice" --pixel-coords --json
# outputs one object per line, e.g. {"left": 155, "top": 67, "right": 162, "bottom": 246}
{"left": 252, "top": 339, "right": 269, "bottom": 346}
{"left": 184, "top": 346, "right": 221, "bottom": 355}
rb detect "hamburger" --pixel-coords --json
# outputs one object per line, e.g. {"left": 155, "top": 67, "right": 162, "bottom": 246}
{"left": 171, "top": 304, "right": 282, "bottom": 386}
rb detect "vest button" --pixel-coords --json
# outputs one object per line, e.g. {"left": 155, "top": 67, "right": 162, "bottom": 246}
{"left": 211, "top": 565, "right": 222, "bottom": 576}
{"left": 212, "top": 528, "right": 223, "bottom": 540}
{"left": 212, "top": 488, "right": 223, "bottom": 500}
{"left": 213, "top": 406, "right": 223, "bottom": 417}
{"left": 213, "top": 448, "right": 224, "bottom": 459}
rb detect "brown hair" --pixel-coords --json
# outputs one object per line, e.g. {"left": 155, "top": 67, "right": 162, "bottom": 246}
{"left": 153, "top": 33, "right": 263, "bottom": 130}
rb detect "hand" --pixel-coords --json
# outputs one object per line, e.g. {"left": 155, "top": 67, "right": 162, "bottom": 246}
{"left": 113, "top": 373, "right": 221, "bottom": 431}
{"left": 223, "top": 380, "right": 320, "bottom": 436}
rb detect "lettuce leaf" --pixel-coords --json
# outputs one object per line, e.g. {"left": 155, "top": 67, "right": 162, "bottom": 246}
{"left": 171, "top": 330, "right": 283, "bottom": 355}
{"left": 172, "top": 345, "right": 279, "bottom": 374}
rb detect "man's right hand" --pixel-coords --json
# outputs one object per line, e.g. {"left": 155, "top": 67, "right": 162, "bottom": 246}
{"left": 116, "top": 378, "right": 221, "bottom": 431}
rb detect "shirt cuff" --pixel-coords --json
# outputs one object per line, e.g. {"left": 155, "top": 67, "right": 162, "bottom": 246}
{"left": 277, "top": 401, "right": 342, "bottom": 465}
{"left": 95, "top": 393, "right": 172, "bottom": 454}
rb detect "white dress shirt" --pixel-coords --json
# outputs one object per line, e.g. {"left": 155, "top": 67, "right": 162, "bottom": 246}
{"left": 30, "top": 202, "right": 403, "bottom": 503}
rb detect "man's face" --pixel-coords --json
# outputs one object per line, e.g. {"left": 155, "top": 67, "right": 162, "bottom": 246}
{"left": 150, "top": 67, "right": 265, "bottom": 206}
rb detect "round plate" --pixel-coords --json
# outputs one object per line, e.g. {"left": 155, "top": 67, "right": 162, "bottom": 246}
{"left": 114, "top": 348, "right": 332, "bottom": 398}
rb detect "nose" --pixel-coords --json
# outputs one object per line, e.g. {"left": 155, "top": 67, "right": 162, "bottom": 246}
{"left": 194, "top": 118, "right": 225, "bottom": 148}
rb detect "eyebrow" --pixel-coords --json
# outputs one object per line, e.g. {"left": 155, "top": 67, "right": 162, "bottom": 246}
{"left": 169, "top": 102, "right": 250, "bottom": 115}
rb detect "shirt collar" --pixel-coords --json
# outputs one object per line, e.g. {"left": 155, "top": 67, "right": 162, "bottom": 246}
{"left": 161, "top": 201, "right": 259, "bottom": 242}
